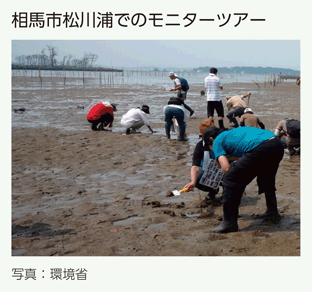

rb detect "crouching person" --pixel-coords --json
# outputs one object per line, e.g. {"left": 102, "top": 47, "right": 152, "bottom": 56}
{"left": 274, "top": 118, "right": 300, "bottom": 156}
{"left": 87, "top": 101, "right": 117, "bottom": 131}
{"left": 183, "top": 128, "right": 223, "bottom": 202}
{"left": 196, "top": 126, "right": 284, "bottom": 233}
{"left": 121, "top": 105, "right": 154, "bottom": 135}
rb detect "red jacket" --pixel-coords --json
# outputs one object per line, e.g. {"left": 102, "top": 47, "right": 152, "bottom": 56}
{"left": 87, "top": 103, "right": 114, "bottom": 121}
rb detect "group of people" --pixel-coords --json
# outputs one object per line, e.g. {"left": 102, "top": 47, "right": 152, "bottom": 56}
{"left": 86, "top": 68, "right": 300, "bottom": 234}
{"left": 86, "top": 71, "right": 195, "bottom": 141}
{"left": 86, "top": 101, "right": 154, "bottom": 134}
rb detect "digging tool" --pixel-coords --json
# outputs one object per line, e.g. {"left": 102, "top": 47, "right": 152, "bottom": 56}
{"left": 171, "top": 187, "right": 190, "bottom": 196}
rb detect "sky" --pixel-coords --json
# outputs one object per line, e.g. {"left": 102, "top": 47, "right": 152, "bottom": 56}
{"left": 11, "top": 40, "right": 300, "bottom": 70}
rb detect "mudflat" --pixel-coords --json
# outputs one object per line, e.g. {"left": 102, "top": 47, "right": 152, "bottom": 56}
{"left": 12, "top": 78, "right": 300, "bottom": 256}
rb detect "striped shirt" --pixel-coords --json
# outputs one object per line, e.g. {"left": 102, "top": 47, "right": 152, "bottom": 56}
{"left": 205, "top": 73, "right": 223, "bottom": 101}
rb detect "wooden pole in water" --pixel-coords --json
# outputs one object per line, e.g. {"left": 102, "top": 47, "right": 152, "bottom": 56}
{"left": 39, "top": 68, "right": 42, "bottom": 89}
{"left": 273, "top": 73, "right": 276, "bottom": 87}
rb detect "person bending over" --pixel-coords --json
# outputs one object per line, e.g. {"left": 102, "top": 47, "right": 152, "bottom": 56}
{"left": 87, "top": 101, "right": 117, "bottom": 131}
{"left": 121, "top": 105, "right": 154, "bottom": 135}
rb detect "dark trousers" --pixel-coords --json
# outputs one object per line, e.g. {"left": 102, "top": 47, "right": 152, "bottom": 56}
{"left": 165, "top": 107, "right": 186, "bottom": 139}
{"left": 226, "top": 107, "right": 245, "bottom": 124}
{"left": 221, "top": 137, "right": 284, "bottom": 205}
{"left": 207, "top": 101, "right": 224, "bottom": 118}
{"left": 88, "top": 113, "right": 113, "bottom": 130}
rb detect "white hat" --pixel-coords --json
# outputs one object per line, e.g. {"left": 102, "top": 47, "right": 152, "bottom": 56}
{"left": 169, "top": 71, "right": 176, "bottom": 77}
{"left": 244, "top": 108, "right": 253, "bottom": 114}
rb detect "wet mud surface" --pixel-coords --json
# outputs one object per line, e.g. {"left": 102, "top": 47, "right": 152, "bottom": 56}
{"left": 12, "top": 77, "right": 300, "bottom": 256}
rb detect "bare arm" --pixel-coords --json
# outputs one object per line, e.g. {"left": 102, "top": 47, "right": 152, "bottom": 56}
{"left": 147, "top": 125, "right": 154, "bottom": 133}
{"left": 217, "top": 155, "right": 231, "bottom": 173}
{"left": 183, "top": 165, "right": 200, "bottom": 191}
{"left": 227, "top": 156, "right": 240, "bottom": 162}
{"left": 242, "top": 92, "right": 251, "bottom": 106}
{"left": 226, "top": 100, "right": 232, "bottom": 111}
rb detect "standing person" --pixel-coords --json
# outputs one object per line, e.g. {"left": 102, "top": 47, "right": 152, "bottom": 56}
{"left": 205, "top": 68, "right": 225, "bottom": 128}
{"left": 168, "top": 72, "right": 194, "bottom": 116}
{"left": 121, "top": 105, "right": 154, "bottom": 135}
{"left": 163, "top": 97, "right": 188, "bottom": 141}
{"left": 87, "top": 101, "right": 117, "bottom": 131}
{"left": 240, "top": 108, "right": 265, "bottom": 129}
{"left": 184, "top": 127, "right": 284, "bottom": 233}
{"left": 225, "top": 92, "right": 251, "bottom": 128}
{"left": 275, "top": 119, "right": 300, "bottom": 156}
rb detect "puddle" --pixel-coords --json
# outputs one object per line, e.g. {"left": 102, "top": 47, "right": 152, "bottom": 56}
{"left": 12, "top": 223, "right": 72, "bottom": 238}
{"left": 84, "top": 187, "right": 106, "bottom": 194}
{"left": 113, "top": 216, "right": 145, "bottom": 226}
{"left": 146, "top": 222, "right": 166, "bottom": 230}
{"left": 12, "top": 249, "right": 27, "bottom": 256}
{"left": 136, "top": 169, "right": 153, "bottom": 174}
{"left": 277, "top": 195, "right": 300, "bottom": 204}
{"left": 181, "top": 236, "right": 191, "bottom": 240}
{"left": 90, "top": 198, "right": 115, "bottom": 204}
{"left": 123, "top": 178, "right": 147, "bottom": 185}
{"left": 185, "top": 213, "right": 200, "bottom": 219}
{"left": 89, "top": 171, "right": 124, "bottom": 182}
{"left": 12, "top": 192, "right": 26, "bottom": 196}
{"left": 126, "top": 194, "right": 144, "bottom": 200}
{"left": 162, "top": 197, "right": 192, "bottom": 203}
{"left": 187, "top": 134, "right": 202, "bottom": 147}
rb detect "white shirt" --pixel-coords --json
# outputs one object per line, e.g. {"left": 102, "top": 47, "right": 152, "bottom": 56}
{"left": 163, "top": 104, "right": 188, "bottom": 124}
{"left": 174, "top": 77, "right": 186, "bottom": 94}
{"left": 121, "top": 108, "right": 150, "bottom": 128}
{"left": 204, "top": 73, "right": 223, "bottom": 101}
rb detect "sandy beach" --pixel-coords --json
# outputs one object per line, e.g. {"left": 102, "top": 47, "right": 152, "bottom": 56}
{"left": 12, "top": 77, "right": 300, "bottom": 256}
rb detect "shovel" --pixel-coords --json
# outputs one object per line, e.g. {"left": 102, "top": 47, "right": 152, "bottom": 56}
{"left": 171, "top": 187, "right": 190, "bottom": 196}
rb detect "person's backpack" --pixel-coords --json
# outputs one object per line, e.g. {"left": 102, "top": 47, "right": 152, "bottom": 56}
{"left": 286, "top": 119, "right": 300, "bottom": 137}
{"left": 178, "top": 77, "right": 189, "bottom": 91}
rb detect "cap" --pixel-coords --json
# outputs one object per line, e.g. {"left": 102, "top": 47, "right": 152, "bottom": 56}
{"left": 169, "top": 72, "right": 176, "bottom": 77}
{"left": 244, "top": 108, "right": 253, "bottom": 114}
{"left": 202, "top": 126, "right": 225, "bottom": 144}
{"left": 141, "top": 105, "right": 150, "bottom": 114}
{"left": 111, "top": 103, "right": 117, "bottom": 112}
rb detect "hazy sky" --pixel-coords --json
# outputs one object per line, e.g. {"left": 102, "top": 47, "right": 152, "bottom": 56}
{"left": 12, "top": 40, "right": 300, "bottom": 70}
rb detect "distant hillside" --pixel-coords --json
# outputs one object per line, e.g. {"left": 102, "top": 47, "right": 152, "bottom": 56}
{"left": 194, "top": 66, "right": 300, "bottom": 75}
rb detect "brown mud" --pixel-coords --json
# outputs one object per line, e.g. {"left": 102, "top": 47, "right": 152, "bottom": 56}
{"left": 12, "top": 78, "right": 300, "bottom": 256}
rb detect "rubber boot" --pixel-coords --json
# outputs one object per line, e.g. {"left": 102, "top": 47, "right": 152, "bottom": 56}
{"left": 211, "top": 203, "right": 238, "bottom": 233}
{"left": 230, "top": 119, "right": 239, "bottom": 128}
{"left": 258, "top": 192, "right": 282, "bottom": 221}
{"left": 165, "top": 126, "right": 171, "bottom": 139}
{"left": 218, "top": 119, "right": 224, "bottom": 129}
{"left": 205, "top": 187, "right": 219, "bottom": 200}
{"left": 91, "top": 123, "right": 98, "bottom": 131}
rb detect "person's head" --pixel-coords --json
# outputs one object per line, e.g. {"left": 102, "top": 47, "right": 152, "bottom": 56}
{"left": 202, "top": 126, "right": 227, "bottom": 149}
{"left": 210, "top": 67, "right": 218, "bottom": 75}
{"left": 169, "top": 71, "right": 177, "bottom": 80}
{"left": 244, "top": 108, "right": 253, "bottom": 114}
{"left": 141, "top": 105, "right": 150, "bottom": 114}
{"left": 111, "top": 103, "right": 117, "bottom": 112}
